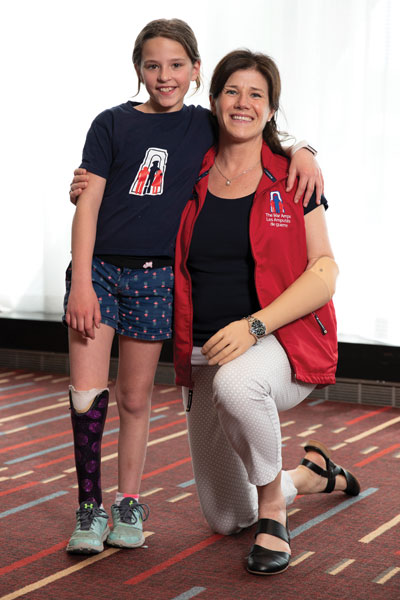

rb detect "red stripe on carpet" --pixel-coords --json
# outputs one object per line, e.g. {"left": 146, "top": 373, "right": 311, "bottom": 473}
{"left": 149, "top": 418, "right": 186, "bottom": 433}
{"left": 125, "top": 533, "right": 223, "bottom": 585}
{"left": 0, "top": 387, "right": 44, "bottom": 401}
{"left": 354, "top": 443, "right": 400, "bottom": 467}
{"left": 107, "top": 416, "right": 120, "bottom": 423}
{"left": 0, "top": 416, "right": 120, "bottom": 455}
{"left": 0, "top": 481, "right": 39, "bottom": 497}
{"left": 37, "top": 453, "right": 190, "bottom": 477}
{"left": 152, "top": 399, "right": 182, "bottom": 409}
{"left": 35, "top": 454, "right": 75, "bottom": 469}
{"left": 0, "top": 539, "right": 68, "bottom": 576}
{"left": 34, "top": 419, "right": 186, "bottom": 469}
{"left": 142, "top": 456, "right": 191, "bottom": 480}
{"left": 37, "top": 455, "right": 190, "bottom": 478}
{"left": 0, "top": 430, "right": 72, "bottom": 454}
{"left": 345, "top": 406, "right": 392, "bottom": 425}
{"left": 103, "top": 440, "right": 117, "bottom": 449}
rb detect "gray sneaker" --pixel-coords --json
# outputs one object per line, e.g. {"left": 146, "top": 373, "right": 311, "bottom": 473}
{"left": 66, "top": 500, "right": 110, "bottom": 554}
{"left": 107, "top": 497, "right": 149, "bottom": 548}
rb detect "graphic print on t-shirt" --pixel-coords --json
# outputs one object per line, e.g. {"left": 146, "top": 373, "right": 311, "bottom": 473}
{"left": 129, "top": 147, "right": 168, "bottom": 196}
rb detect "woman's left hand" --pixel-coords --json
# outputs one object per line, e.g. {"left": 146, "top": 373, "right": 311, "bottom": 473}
{"left": 202, "top": 319, "right": 256, "bottom": 366}
{"left": 286, "top": 148, "right": 324, "bottom": 206}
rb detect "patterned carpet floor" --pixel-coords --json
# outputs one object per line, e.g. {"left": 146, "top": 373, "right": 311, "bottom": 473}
{"left": 0, "top": 368, "right": 399, "bottom": 600}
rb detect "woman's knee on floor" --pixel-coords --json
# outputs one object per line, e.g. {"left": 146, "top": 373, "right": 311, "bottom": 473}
{"left": 201, "top": 506, "right": 246, "bottom": 536}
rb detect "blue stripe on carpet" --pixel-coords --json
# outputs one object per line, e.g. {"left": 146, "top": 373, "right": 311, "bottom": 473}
{"left": 291, "top": 487, "right": 378, "bottom": 538}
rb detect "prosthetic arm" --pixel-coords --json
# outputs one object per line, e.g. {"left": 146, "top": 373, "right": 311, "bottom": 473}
{"left": 252, "top": 256, "right": 338, "bottom": 335}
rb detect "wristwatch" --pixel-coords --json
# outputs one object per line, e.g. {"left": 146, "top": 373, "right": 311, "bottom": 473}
{"left": 243, "top": 315, "right": 267, "bottom": 343}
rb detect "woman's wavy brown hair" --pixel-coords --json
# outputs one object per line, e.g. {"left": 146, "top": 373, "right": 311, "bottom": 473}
{"left": 209, "top": 49, "right": 286, "bottom": 156}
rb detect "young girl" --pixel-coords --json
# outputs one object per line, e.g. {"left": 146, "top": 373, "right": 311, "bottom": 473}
{"left": 65, "top": 18, "right": 322, "bottom": 555}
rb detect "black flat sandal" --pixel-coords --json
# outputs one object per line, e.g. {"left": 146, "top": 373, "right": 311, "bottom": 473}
{"left": 247, "top": 518, "right": 291, "bottom": 575}
{"left": 301, "top": 439, "right": 360, "bottom": 496}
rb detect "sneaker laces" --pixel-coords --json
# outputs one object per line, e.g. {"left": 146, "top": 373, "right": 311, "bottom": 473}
{"left": 77, "top": 502, "right": 108, "bottom": 530}
{"left": 116, "top": 498, "right": 150, "bottom": 524}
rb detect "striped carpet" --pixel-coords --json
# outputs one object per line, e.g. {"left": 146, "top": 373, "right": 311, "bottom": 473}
{"left": 0, "top": 368, "right": 399, "bottom": 600}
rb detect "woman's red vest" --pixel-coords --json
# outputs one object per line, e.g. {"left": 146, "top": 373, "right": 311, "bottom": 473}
{"left": 173, "top": 142, "right": 338, "bottom": 388}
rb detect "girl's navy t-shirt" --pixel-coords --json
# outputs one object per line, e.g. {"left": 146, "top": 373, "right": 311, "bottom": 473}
{"left": 80, "top": 101, "right": 214, "bottom": 257}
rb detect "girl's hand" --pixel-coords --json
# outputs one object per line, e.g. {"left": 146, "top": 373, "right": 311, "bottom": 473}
{"left": 286, "top": 149, "right": 324, "bottom": 207}
{"left": 70, "top": 168, "right": 89, "bottom": 205}
{"left": 65, "top": 285, "right": 101, "bottom": 339}
{"left": 202, "top": 319, "right": 256, "bottom": 366}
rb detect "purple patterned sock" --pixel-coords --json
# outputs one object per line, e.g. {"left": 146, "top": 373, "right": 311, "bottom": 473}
{"left": 69, "top": 389, "right": 109, "bottom": 505}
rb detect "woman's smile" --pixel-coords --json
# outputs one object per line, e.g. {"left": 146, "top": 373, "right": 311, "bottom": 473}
{"left": 211, "top": 68, "right": 274, "bottom": 142}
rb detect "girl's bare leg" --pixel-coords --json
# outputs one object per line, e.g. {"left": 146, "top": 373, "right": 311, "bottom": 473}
{"left": 69, "top": 324, "right": 115, "bottom": 390}
{"left": 115, "top": 337, "right": 163, "bottom": 494}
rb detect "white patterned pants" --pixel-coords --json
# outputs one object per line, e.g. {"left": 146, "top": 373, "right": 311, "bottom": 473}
{"left": 183, "top": 335, "right": 315, "bottom": 535}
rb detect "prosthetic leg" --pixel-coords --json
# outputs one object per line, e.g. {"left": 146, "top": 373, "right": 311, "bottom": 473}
{"left": 69, "top": 386, "right": 109, "bottom": 506}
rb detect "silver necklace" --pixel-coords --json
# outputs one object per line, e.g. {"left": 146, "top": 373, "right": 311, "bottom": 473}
{"left": 214, "top": 159, "right": 260, "bottom": 186}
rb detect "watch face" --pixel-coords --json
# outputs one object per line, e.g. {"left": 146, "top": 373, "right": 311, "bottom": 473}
{"left": 250, "top": 318, "right": 266, "bottom": 338}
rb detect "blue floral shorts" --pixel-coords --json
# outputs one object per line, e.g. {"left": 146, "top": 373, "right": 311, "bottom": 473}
{"left": 63, "top": 257, "right": 174, "bottom": 341}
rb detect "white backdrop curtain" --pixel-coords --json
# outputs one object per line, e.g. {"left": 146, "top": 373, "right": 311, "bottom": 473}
{"left": 1, "top": 0, "right": 399, "bottom": 344}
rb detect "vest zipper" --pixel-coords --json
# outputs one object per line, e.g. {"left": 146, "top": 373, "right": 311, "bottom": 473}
{"left": 186, "top": 389, "right": 193, "bottom": 412}
{"left": 312, "top": 311, "right": 327, "bottom": 335}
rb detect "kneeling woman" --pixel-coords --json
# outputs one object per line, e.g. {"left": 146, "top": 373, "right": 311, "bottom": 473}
{"left": 173, "top": 50, "right": 359, "bottom": 575}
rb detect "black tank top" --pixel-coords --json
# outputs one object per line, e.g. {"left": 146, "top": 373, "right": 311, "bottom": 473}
{"left": 188, "top": 190, "right": 260, "bottom": 346}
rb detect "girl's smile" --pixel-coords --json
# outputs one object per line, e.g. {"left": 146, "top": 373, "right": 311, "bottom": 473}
{"left": 136, "top": 37, "right": 200, "bottom": 114}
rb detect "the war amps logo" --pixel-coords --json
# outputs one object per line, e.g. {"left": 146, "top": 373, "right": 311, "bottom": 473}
{"left": 129, "top": 148, "right": 168, "bottom": 196}
{"left": 265, "top": 190, "right": 292, "bottom": 228}
{"left": 269, "top": 190, "right": 285, "bottom": 214}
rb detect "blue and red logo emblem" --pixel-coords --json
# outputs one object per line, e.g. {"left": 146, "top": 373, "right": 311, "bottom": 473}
{"left": 269, "top": 190, "right": 285, "bottom": 214}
